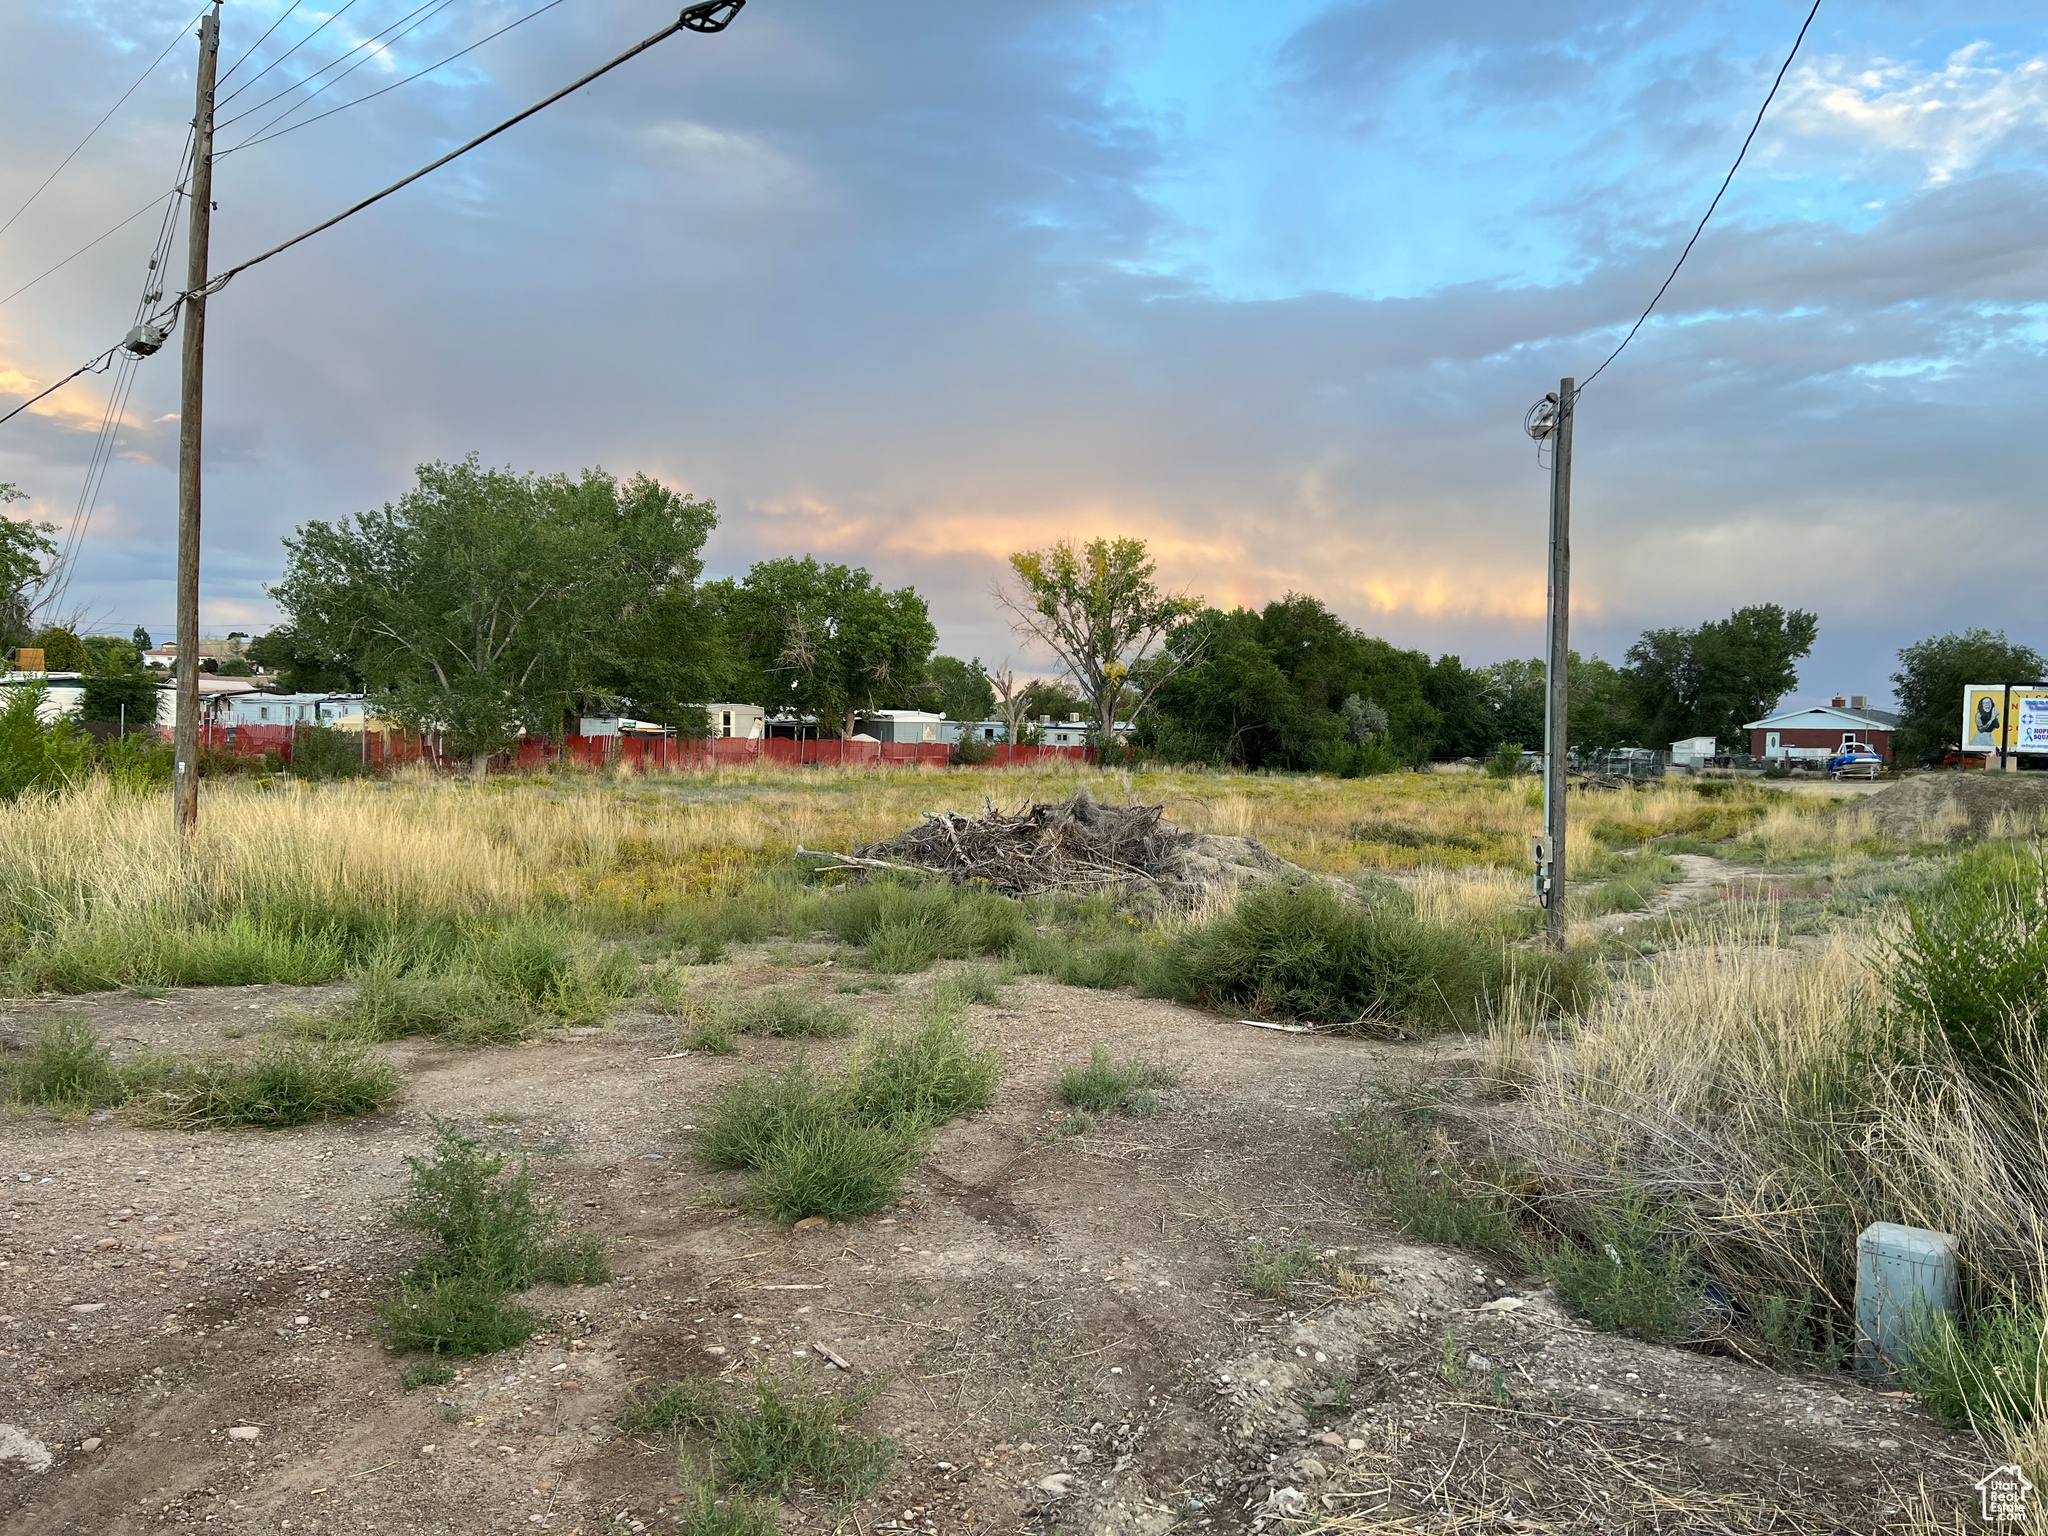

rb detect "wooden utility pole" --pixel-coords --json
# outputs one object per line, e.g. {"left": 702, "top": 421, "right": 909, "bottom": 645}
{"left": 174, "top": 3, "right": 221, "bottom": 835}
{"left": 1539, "top": 378, "right": 1575, "bottom": 950}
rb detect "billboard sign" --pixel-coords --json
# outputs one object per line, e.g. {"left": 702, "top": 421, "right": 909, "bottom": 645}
{"left": 1964, "top": 685, "right": 2048, "bottom": 752}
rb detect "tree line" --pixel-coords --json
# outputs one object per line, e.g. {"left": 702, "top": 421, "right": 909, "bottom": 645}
{"left": 2, "top": 458, "right": 2038, "bottom": 771}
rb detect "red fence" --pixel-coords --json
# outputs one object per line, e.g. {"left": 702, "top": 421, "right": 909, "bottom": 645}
{"left": 197, "top": 723, "right": 1091, "bottom": 773}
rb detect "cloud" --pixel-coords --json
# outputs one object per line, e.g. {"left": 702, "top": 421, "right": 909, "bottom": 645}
{"left": 0, "top": 0, "right": 2042, "bottom": 708}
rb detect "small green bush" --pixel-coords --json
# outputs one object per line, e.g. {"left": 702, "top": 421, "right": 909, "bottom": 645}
{"left": 841, "top": 1013, "right": 999, "bottom": 1133}
{"left": 1335, "top": 1096, "right": 1519, "bottom": 1251}
{"left": 1906, "top": 1293, "right": 2048, "bottom": 1430}
{"left": 671, "top": 1485, "right": 782, "bottom": 1536}
{"left": 287, "top": 724, "right": 369, "bottom": 780}
{"left": 379, "top": 1119, "right": 610, "bottom": 1358}
{"left": 1244, "top": 1239, "right": 1317, "bottom": 1300}
{"left": 746, "top": 1117, "right": 920, "bottom": 1222}
{"left": 7, "top": 1014, "right": 127, "bottom": 1108}
{"left": 0, "top": 685, "right": 87, "bottom": 801}
{"left": 154, "top": 1039, "right": 400, "bottom": 1129}
{"left": 1545, "top": 1191, "right": 1700, "bottom": 1341}
{"left": 318, "top": 967, "right": 535, "bottom": 1046}
{"left": 625, "top": 1373, "right": 893, "bottom": 1500}
{"left": 731, "top": 991, "right": 855, "bottom": 1040}
{"left": 1055, "top": 1044, "right": 1178, "bottom": 1114}
{"left": 699, "top": 1063, "right": 844, "bottom": 1171}
{"left": 98, "top": 730, "right": 173, "bottom": 790}
{"left": 398, "top": 1360, "right": 456, "bottom": 1391}
{"left": 824, "top": 879, "right": 1033, "bottom": 974}
{"left": 684, "top": 1008, "right": 741, "bottom": 1054}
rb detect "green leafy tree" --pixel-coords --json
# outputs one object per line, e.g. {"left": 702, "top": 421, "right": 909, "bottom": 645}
{"left": 704, "top": 557, "right": 936, "bottom": 738}
{"left": 1567, "top": 652, "right": 1636, "bottom": 752}
{"left": 928, "top": 655, "right": 995, "bottom": 722}
{"left": 1, "top": 487, "right": 56, "bottom": 650}
{"left": 1625, "top": 605, "right": 1817, "bottom": 748}
{"left": 77, "top": 670, "right": 162, "bottom": 726}
{"left": 1484, "top": 659, "right": 1546, "bottom": 754}
{"left": 29, "top": 627, "right": 90, "bottom": 673}
{"left": 80, "top": 635, "right": 142, "bottom": 675}
{"left": 1893, "top": 629, "right": 2048, "bottom": 762}
{"left": 131, "top": 625, "right": 152, "bottom": 652}
{"left": 999, "top": 537, "right": 1202, "bottom": 743}
{"left": 273, "top": 456, "right": 717, "bottom": 775}
{"left": 246, "top": 625, "right": 358, "bottom": 693}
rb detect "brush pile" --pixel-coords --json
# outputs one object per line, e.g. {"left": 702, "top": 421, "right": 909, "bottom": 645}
{"left": 850, "top": 789, "right": 1297, "bottom": 906}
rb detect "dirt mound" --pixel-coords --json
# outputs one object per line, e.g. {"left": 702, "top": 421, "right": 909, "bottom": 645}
{"left": 851, "top": 789, "right": 1300, "bottom": 906}
{"left": 1847, "top": 772, "right": 2048, "bottom": 842}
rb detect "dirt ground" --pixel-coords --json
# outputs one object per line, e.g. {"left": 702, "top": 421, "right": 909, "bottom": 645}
{"left": 0, "top": 958, "right": 1992, "bottom": 1535}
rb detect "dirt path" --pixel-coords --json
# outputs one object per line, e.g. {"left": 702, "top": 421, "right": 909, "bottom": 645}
{"left": 0, "top": 967, "right": 1984, "bottom": 1535}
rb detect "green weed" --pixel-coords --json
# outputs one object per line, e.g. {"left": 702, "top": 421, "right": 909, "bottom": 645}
{"left": 841, "top": 1012, "right": 999, "bottom": 1134}
{"left": 1906, "top": 1292, "right": 2048, "bottom": 1430}
{"left": 1055, "top": 1044, "right": 1178, "bottom": 1115}
{"left": 398, "top": 1360, "right": 456, "bottom": 1391}
{"left": 1545, "top": 1191, "right": 1700, "bottom": 1342}
{"left": 1244, "top": 1238, "right": 1317, "bottom": 1300}
{"left": 6, "top": 1014, "right": 127, "bottom": 1108}
{"left": 624, "top": 1373, "right": 893, "bottom": 1500}
{"left": 146, "top": 1039, "right": 400, "bottom": 1129}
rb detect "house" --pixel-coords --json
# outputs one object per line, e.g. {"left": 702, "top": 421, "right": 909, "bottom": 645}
{"left": 942, "top": 719, "right": 1011, "bottom": 745}
{"left": 1, "top": 670, "right": 86, "bottom": 723}
{"left": 141, "top": 637, "right": 258, "bottom": 672}
{"left": 698, "top": 702, "right": 765, "bottom": 739}
{"left": 853, "top": 709, "right": 946, "bottom": 744}
{"left": 217, "top": 691, "right": 361, "bottom": 728}
{"left": 578, "top": 715, "right": 668, "bottom": 738}
{"left": 1746, "top": 695, "right": 1901, "bottom": 764}
{"left": 1038, "top": 714, "right": 1090, "bottom": 748}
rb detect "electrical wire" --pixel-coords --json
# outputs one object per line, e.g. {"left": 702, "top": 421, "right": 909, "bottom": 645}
{"left": 217, "top": 0, "right": 305, "bottom": 88}
{"left": 1, "top": 2, "right": 744, "bottom": 433}
{"left": 216, "top": 0, "right": 452, "bottom": 131}
{"left": 220, "top": 0, "right": 470, "bottom": 148}
{"left": 0, "top": 191, "right": 178, "bottom": 313}
{"left": 216, "top": 0, "right": 368, "bottom": 108}
{"left": 35, "top": 133, "right": 195, "bottom": 619}
{"left": 0, "top": 6, "right": 209, "bottom": 243}
{"left": 222, "top": 0, "right": 571, "bottom": 156}
{"left": 1574, "top": 0, "right": 1823, "bottom": 397}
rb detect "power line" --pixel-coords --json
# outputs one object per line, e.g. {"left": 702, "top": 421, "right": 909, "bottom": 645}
{"left": 0, "top": 6, "right": 209, "bottom": 243}
{"left": 217, "top": 0, "right": 305, "bottom": 88}
{"left": 0, "top": 191, "right": 178, "bottom": 313}
{"left": 220, "top": 0, "right": 471, "bottom": 147}
{"left": 216, "top": 0, "right": 369, "bottom": 108}
{"left": 223, "top": 0, "right": 572, "bottom": 157}
{"left": 1576, "top": 0, "right": 1824, "bottom": 396}
{"left": 0, "top": 1, "right": 746, "bottom": 433}
{"left": 216, "top": 0, "right": 454, "bottom": 131}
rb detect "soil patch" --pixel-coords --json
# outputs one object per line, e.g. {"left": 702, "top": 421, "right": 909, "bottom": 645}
{"left": 1844, "top": 773, "right": 2048, "bottom": 843}
{"left": 0, "top": 966, "right": 1988, "bottom": 1534}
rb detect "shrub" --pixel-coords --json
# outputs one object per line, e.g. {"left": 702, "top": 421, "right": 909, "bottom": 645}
{"left": 6, "top": 1014, "right": 128, "bottom": 1108}
{"left": 1244, "top": 1239, "right": 1317, "bottom": 1300}
{"left": 745, "top": 1117, "right": 920, "bottom": 1222}
{"left": 154, "top": 1040, "right": 400, "bottom": 1129}
{"left": 822, "top": 879, "right": 1032, "bottom": 973}
{"left": 841, "top": 1013, "right": 999, "bottom": 1133}
{"left": 320, "top": 967, "right": 534, "bottom": 1046}
{"left": 1159, "top": 882, "right": 1502, "bottom": 1029}
{"left": 288, "top": 724, "right": 369, "bottom": 781}
{"left": 98, "top": 730, "right": 173, "bottom": 790}
{"left": 699, "top": 1063, "right": 843, "bottom": 1171}
{"left": 731, "top": 991, "right": 855, "bottom": 1040}
{"left": 1485, "top": 743, "right": 1525, "bottom": 779}
{"left": 0, "top": 685, "right": 87, "bottom": 800}
{"left": 670, "top": 1485, "right": 781, "bottom": 1536}
{"left": 1055, "top": 1045, "right": 1177, "bottom": 1115}
{"left": 75, "top": 671, "right": 161, "bottom": 726}
{"left": 1906, "top": 1292, "right": 2048, "bottom": 1430}
{"left": 1888, "top": 843, "right": 2048, "bottom": 1093}
{"left": 1545, "top": 1190, "right": 1700, "bottom": 1342}
{"left": 378, "top": 1119, "right": 610, "bottom": 1357}
{"left": 625, "top": 1373, "right": 893, "bottom": 1500}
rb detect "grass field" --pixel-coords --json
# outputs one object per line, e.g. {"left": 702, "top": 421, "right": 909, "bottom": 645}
{"left": 8, "top": 757, "right": 2041, "bottom": 1499}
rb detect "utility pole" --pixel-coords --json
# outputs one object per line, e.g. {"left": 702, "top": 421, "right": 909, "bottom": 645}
{"left": 1528, "top": 378, "right": 1574, "bottom": 950}
{"left": 173, "top": 3, "right": 221, "bottom": 836}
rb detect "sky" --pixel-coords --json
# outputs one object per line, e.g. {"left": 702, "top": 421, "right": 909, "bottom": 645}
{"left": 2, "top": 0, "right": 2046, "bottom": 710}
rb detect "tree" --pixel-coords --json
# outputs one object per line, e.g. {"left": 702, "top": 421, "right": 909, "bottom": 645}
{"left": 1484, "top": 659, "right": 1546, "bottom": 752}
{"left": 988, "top": 663, "right": 1033, "bottom": 747}
{"left": 704, "top": 557, "right": 936, "bottom": 738}
{"left": 29, "top": 627, "right": 89, "bottom": 672}
{"left": 132, "top": 625, "right": 153, "bottom": 652}
{"left": 928, "top": 655, "right": 995, "bottom": 723}
{"left": 273, "top": 456, "right": 717, "bottom": 775}
{"left": 247, "top": 625, "right": 358, "bottom": 693}
{"left": 80, "top": 635, "right": 142, "bottom": 675}
{"left": 1624, "top": 605, "right": 1817, "bottom": 748}
{"left": 998, "top": 537, "right": 1202, "bottom": 743}
{"left": 77, "top": 670, "right": 161, "bottom": 726}
{"left": 1893, "top": 629, "right": 2048, "bottom": 762}
{"left": 1, "top": 487, "right": 55, "bottom": 651}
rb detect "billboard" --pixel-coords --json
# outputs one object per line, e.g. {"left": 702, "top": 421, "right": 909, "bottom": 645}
{"left": 1963, "top": 684, "right": 2048, "bottom": 752}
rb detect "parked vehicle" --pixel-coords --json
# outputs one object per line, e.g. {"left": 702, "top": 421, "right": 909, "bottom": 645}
{"left": 1827, "top": 742, "right": 1884, "bottom": 779}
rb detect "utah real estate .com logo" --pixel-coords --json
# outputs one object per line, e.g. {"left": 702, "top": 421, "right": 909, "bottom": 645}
{"left": 1976, "top": 1465, "right": 2033, "bottom": 1524}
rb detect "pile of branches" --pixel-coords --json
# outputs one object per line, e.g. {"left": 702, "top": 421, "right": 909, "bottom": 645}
{"left": 846, "top": 791, "right": 1193, "bottom": 897}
